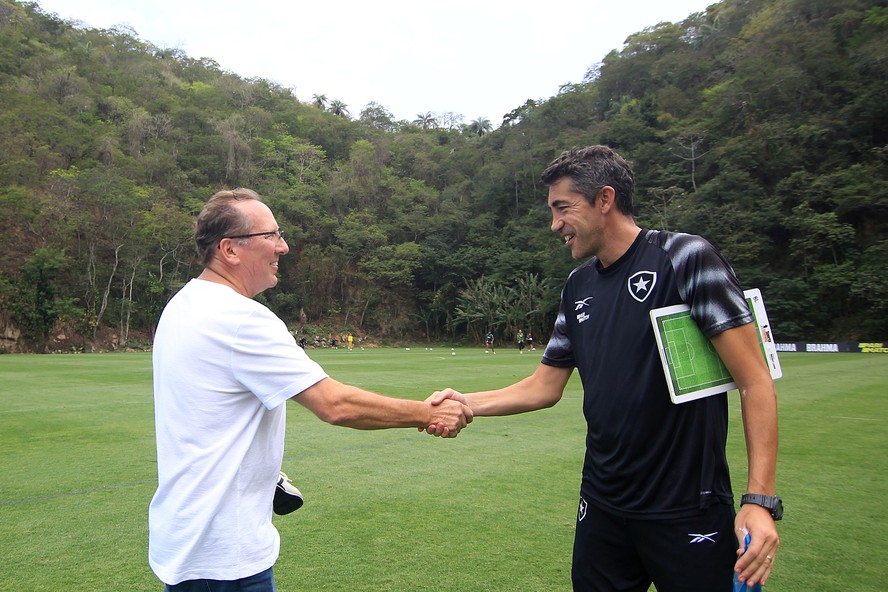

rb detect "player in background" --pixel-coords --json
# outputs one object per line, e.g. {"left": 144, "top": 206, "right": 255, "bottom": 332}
{"left": 485, "top": 329, "right": 496, "bottom": 354}
{"left": 427, "top": 146, "right": 780, "bottom": 592}
{"left": 517, "top": 329, "right": 525, "bottom": 353}
{"left": 150, "top": 188, "right": 472, "bottom": 591}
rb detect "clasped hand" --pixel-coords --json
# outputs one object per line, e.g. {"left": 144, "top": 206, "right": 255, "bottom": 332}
{"left": 420, "top": 389, "right": 469, "bottom": 438}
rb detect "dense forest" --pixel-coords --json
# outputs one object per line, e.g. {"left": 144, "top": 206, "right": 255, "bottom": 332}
{"left": 0, "top": 0, "right": 886, "bottom": 353}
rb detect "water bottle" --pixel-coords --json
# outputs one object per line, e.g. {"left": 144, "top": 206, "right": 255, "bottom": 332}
{"left": 733, "top": 531, "right": 763, "bottom": 591}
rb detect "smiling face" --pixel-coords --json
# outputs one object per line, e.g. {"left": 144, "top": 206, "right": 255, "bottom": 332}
{"left": 230, "top": 199, "right": 289, "bottom": 297}
{"left": 548, "top": 177, "right": 604, "bottom": 260}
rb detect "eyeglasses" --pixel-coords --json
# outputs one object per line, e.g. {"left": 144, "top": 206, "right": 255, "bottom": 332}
{"left": 223, "top": 229, "right": 285, "bottom": 242}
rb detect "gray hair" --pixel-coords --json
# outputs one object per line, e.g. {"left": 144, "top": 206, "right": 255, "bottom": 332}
{"left": 540, "top": 145, "right": 635, "bottom": 215}
{"left": 194, "top": 188, "right": 261, "bottom": 266}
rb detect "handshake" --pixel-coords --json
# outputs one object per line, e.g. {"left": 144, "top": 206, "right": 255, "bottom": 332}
{"left": 420, "top": 389, "right": 470, "bottom": 438}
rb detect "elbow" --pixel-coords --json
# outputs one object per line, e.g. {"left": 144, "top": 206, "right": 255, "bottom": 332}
{"left": 299, "top": 378, "right": 360, "bottom": 427}
{"left": 537, "top": 393, "right": 561, "bottom": 411}
{"left": 314, "top": 403, "right": 352, "bottom": 427}
{"left": 534, "top": 384, "right": 564, "bottom": 410}
{"left": 541, "top": 396, "right": 559, "bottom": 410}
{"left": 313, "top": 398, "right": 361, "bottom": 427}
{"left": 738, "top": 374, "right": 778, "bottom": 401}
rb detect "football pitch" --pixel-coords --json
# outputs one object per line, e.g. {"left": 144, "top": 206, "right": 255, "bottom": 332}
{"left": 655, "top": 310, "right": 733, "bottom": 396}
{"left": 0, "top": 348, "right": 885, "bottom": 591}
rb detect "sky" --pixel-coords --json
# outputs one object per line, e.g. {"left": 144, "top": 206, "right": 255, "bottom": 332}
{"left": 34, "top": 0, "right": 715, "bottom": 127}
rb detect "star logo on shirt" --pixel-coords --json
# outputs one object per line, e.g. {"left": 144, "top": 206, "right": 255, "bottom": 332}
{"left": 627, "top": 271, "right": 657, "bottom": 303}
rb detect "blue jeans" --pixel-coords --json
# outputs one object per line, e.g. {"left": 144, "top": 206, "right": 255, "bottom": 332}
{"left": 164, "top": 567, "right": 275, "bottom": 592}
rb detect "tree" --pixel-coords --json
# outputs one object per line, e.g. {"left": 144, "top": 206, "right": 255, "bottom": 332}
{"left": 849, "top": 241, "right": 888, "bottom": 339}
{"left": 412, "top": 112, "right": 438, "bottom": 130}
{"left": 671, "top": 132, "right": 710, "bottom": 191}
{"left": 438, "top": 111, "right": 464, "bottom": 131}
{"left": 787, "top": 203, "right": 856, "bottom": 278}
{"left": 467, "top": 117, "right": 492, "bottom": 137}
{"left": 328, "top": 99, "right": 349, "bottom": 117}
{"left": 506, "top": 273, "right": 553, "bottom": 340}
{"left": 215, "top": 113, "right": 251, "bottom": 184}
{"left": 453, "top": 276, "right": 508, "bottom": 341}
{"left": 311, "top": 93, "right": 328, "bottom": 110}
{"left": 15, "top": 247, "right": 72, "bottom": 348}
{"left": 2, "top": 0, "right": 886, "bottom": 349}
{"left": 359, "top": 102, "right": 396, "bottom": 131}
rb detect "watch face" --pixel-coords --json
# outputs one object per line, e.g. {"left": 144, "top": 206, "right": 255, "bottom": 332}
{"left": 773, "top": 497, "right": 784, "bottom": 520}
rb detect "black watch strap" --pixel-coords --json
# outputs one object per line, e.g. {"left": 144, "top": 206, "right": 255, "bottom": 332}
{"left": 740, "top": 493, "right": 784, "bottom": 520}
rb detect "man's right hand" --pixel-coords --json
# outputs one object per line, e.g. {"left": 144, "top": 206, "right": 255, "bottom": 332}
{"left": 422, "top": 389, "right": 469, "bottom": 437}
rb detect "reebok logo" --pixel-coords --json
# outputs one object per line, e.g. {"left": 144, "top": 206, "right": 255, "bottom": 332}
{"left": 688, "top": 532, "right": 718, "bottom": 544}
{"left": 574, "top": 296, "right": 594, "bottom": 310}
{"left": 575, "top": 296, "right": 593, "bottom": 323}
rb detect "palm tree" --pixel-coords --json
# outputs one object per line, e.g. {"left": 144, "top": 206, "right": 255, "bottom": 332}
{"left": 453, "top": 276, "right": 509, "bottom": 341}
{"left": 468, "top": 117, "right": 492, "bottom": 137}
{"left": 311, "top": 93, "right": 328, "bottom": 110}
{"left": 412, "top": 112, "right": 438, "bottom": 129}
{"left": 329, "top": 99, "right": 349, "bottom": 117}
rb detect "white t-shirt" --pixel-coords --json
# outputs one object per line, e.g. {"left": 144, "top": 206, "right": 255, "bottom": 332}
{"left": 149, "top": 279, "right": 327, "bottom": 585}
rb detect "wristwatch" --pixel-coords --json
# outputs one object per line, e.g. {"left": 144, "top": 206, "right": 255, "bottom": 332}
{"left": 740, "top": 493, "right": 784, "bottom": 520}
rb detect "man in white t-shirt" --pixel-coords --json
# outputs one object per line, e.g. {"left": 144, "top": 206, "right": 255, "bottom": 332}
{"left": 149, "top": 188, "right": 473, "bottom": 591}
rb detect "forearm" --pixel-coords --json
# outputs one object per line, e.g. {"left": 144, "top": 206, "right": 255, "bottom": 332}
{"left": 296, "top": 378, "right": 431, "bottom": 429}
{"left": 327, "top": 387, "right": 431, "bottom": 429}
{"left": 734, "top": 379, "right": 781, "bottom": 586}
{"left": 463, "top": 364, "right": 570, "bottom": 416}
{"left": 740, "top": 380, "right": 779, "bottom": 494}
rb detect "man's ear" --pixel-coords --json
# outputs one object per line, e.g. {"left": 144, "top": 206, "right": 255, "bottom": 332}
{"left": 216, "top": 238, "right": 241, "bottom": 265}
{"left": 598, "top": 186, "right": 616, "bottom": 213}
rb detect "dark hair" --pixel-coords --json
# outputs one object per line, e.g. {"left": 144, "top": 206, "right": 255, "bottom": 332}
{"left": 194, "top": 188, "right": 261, "bottom": 266}
{"left": 540, "top": 145, "right": 635, "bottom": 215}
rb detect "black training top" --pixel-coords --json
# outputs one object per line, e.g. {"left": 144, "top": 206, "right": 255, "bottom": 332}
{"left": 542, "top": 228, "right": 753, "bottom": 519}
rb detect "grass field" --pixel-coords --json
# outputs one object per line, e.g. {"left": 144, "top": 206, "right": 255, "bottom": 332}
{"left": 0, "top": 348, "right": 885, "bottom": 591}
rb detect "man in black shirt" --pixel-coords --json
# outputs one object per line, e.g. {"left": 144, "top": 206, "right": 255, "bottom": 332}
{"left": 428, "top": 146, "right": 780, "bottom": 591}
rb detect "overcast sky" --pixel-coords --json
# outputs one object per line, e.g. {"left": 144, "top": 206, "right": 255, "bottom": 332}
{"left": 35, "top": 0, "right": 714, "bottom": 127}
